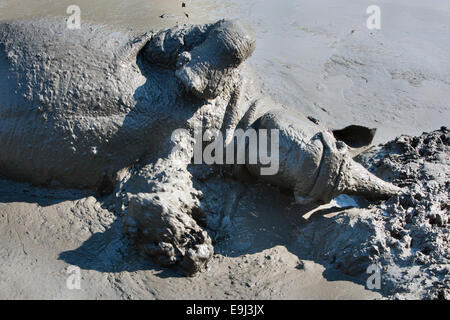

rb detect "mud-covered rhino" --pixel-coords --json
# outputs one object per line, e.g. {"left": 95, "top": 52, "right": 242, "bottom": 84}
{"left": 0, "top": 18, "right": 399, "bottom": 273}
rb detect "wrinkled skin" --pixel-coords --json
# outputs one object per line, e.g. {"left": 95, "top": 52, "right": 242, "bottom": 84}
{"left": 0, "top": 18, "right": 399, "bottom": 274}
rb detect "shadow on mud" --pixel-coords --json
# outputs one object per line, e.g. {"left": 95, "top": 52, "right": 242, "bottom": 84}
{"left": 0, "top": 179, "right": 88, "bottom": 207}
{"left": 0, "top": 174, "right": 372, "bottom": 287}
{"left": 57, "top": 185, "right": 367, "bottom": 285}
{"left": 54, "top": 169, "right": 376, "bottom": 287}
{"left": 58, "top": 216, "right": 182, "bottom": 279}
{"left": 205, "top": 182, "right": 368, "bottom": 282}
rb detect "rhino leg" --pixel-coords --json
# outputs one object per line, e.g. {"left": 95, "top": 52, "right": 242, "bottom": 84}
{"left": 123, "top": 190, "right": 212, "bottom": 275}
{"left": 121, "top": 134, "right": 213, "bottom": 275}
{"left": 244, "top": 108, "right": 401, "bottom": 205}
{"left": 141, "top": 22, "right": 215, "bottom": 67}
{"left": 141, "top": 19, "right": 255, "bottom": 101}
{"left": 175, "top": 19, "right": 255, "bottom": 100}
{"left": 307, "top": 130, "right": 401, "bottom": 203}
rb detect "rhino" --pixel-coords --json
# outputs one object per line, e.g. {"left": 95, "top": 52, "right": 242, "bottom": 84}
{"left": 0, "top": 18, "right": 399, "bottom": 273}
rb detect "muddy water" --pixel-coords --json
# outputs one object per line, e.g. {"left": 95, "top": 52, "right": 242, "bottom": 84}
{"left": 212, "top": 0, "right": 450, "bottom": 144}
{"left": 0, "top": 0, "right": 217, "bottom": 30}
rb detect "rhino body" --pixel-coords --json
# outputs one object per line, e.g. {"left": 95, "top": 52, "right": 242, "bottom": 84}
{"left": 0, "top": 18, "right": 399, "bottom": 273}
{"left": 0, "top": 18, "right": 198, "bottom": 189}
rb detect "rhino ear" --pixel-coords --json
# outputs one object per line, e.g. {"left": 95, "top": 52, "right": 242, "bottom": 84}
{"left": 332, "top": 125, "right": 376, "bottom": 149}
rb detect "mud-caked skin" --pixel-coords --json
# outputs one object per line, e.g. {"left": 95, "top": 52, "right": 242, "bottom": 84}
{"left": 0, "top": 18, "right": 399, "bottom": 274}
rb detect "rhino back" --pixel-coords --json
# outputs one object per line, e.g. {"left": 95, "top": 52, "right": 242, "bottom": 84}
{"left": 0, "top": 18, "right": 189, "bottom": 189}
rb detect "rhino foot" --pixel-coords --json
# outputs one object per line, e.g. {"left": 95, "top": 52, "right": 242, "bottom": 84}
{"left": 123, "top": 192, "right": 213, "bottom": 275}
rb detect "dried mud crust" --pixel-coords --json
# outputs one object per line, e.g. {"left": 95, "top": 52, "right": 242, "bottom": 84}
{"left": 295, "top": 127, "right": 449, "bottom": 299}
